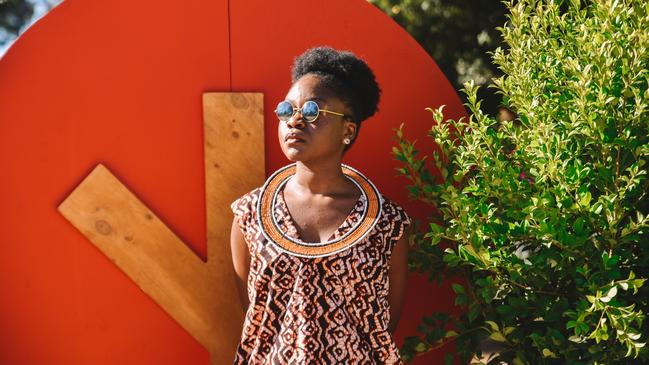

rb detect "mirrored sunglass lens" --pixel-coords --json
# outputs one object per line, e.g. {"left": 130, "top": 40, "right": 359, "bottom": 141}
{"left": 275, "top": 101, "right": 294, "bottom": 120}
{"left": 302, "top": 101, "right": 319, "bottom": 122}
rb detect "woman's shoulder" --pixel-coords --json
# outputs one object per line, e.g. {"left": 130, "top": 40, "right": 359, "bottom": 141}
{"left": 230, "top": 186, "right": 263, "bottom": 215}
{"left": 377, "top": 194, "right": 412, "bottom": 246}
{"left": 379, "top": 194, "right": 411, "bottom": 222}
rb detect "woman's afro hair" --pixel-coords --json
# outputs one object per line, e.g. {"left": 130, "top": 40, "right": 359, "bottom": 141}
{"left": 291, "top": 46, "right": 381, "bottom": 124}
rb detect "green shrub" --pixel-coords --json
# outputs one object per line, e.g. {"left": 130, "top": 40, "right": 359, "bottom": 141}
{"left": 394, "top": 1, "right": 648, "bottom": 364}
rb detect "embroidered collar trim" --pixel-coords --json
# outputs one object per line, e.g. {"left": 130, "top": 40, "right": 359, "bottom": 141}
{"left": 257, "top": 163, "right": 382, "bottom": 258}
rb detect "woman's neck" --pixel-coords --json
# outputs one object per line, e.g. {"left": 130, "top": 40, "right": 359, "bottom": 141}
{"left": 289, "top": 160, "right": 352, "bottom": 196}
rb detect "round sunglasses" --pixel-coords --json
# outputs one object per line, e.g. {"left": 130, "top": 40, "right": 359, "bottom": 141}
{"left": 274, "top": 100, "right": 352, "bottom": 124}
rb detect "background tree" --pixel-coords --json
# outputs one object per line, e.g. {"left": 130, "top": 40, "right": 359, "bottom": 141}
{"left": 0, "top": 0, "right": 59, "bottom": 57}
{"left": 1, "top": 0, "right": 33, "bottom": 45}
{"left": 369, "top": 0, "right": 507, "bottom": 114}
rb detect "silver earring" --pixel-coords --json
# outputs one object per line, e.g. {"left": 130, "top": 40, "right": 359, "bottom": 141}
{"left": 343, "top": 137, "right": 351, "bottom": 145}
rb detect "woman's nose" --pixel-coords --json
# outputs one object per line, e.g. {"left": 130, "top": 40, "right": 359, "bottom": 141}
{"left": 285, "top": 111, "right": 306, "bottom": 129}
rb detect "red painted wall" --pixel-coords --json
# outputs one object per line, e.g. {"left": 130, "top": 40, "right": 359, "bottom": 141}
{"left": 0, "top": 0, "right": 466, "bottom": 363}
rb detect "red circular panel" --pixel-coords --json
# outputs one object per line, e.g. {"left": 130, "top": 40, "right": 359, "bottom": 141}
{"left": 0, "top": 1, "right": 466, "bottom": 364}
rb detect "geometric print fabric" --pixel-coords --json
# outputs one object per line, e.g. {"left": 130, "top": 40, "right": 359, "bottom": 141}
{"left": 230, "top": 175, "right": 411, "bottom": 364}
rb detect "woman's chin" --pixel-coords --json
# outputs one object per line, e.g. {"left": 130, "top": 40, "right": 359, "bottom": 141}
{"left": 282, "top": 147, "right": 307, "bottom": 162}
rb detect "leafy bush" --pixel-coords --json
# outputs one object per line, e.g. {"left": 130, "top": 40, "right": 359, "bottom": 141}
{"left": 394, "top": 1, "right": 648, "bottom": 364}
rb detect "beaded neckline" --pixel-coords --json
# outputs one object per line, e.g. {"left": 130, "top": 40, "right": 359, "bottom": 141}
{"left": 256, "top": 163, "right": 382, "bottom": 258}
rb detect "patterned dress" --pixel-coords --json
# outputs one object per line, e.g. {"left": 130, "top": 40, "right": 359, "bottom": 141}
{"left": 230, "top": 176, "right": 411, "bottom": 364}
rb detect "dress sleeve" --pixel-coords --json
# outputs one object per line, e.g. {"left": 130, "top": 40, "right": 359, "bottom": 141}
{"left": 391, "top": 203, "right": 412, "bottom": 244}
{"left": 381, "top": 195, "right": 412, "bottom": 250}
{"left": 230, "top": 190, "right": 256, "bottom": 237}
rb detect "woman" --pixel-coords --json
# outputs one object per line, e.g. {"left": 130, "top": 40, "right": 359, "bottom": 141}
{"left": 230, "top": 46, "right": 411, "bottom": 364}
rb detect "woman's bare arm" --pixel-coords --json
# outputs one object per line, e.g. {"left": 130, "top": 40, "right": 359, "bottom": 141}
{"left": 388, "top": 229, "right": 410, "bottom": 333}
{"left": 230, "top": 216, "right": 250, "bottom": 311}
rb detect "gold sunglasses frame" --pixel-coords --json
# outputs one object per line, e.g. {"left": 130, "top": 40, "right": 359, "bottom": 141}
{"left": 274, "top": 100, "right": 352, "bottom": 124}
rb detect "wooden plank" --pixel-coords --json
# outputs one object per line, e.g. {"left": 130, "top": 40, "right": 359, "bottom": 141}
{"left": 203, "top": 92, "right": 265, "bottom": 266}
{"left": 57, "top": 92, "right": 264, "bottom": 364}
{"left": 203, "top": 92, "right": 265, "bottom": 360}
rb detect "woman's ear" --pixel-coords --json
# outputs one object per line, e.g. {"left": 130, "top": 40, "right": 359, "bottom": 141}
{"left": 343, "top": 119, "right": 357, "bottom": 141}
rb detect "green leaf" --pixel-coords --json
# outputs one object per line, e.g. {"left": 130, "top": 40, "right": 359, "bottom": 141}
{"left": 485, "top": 321, "right": 499, "bottom": 332}
{"left": 542, "top": 348, "right": 558, "bottom": 358}
{"left": 452, "top": 283, "right": 465, "bottom": 295}
{"left": 606, "top": 286, "right": 618, "bottom": 300}
{"left": 489, "top": 332, "right": 507, "bottom": 342}
{"left": 445, "top": 330, "right": 459, "bottom": 338}
{"left": 414, "top": 342, "right": 428, "bottom": 353}
{"left": 579, "top": 191, "right": 592, "bottom": 207}
{"left": 591, "top": 202, "right": 604, "bottom": 215}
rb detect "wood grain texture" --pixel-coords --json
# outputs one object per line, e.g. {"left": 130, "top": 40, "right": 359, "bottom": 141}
{"left": 57, "top": 92, "right": 264, "bottom": 363}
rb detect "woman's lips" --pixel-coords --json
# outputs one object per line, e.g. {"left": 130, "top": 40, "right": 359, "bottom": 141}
{"left": 285, "top": 134, "right": 306, "bottom": 143}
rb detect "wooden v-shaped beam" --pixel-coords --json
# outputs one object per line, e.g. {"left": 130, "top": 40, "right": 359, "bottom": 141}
{"left": 58, "top": 92, "right": 264, "bottom": 364}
